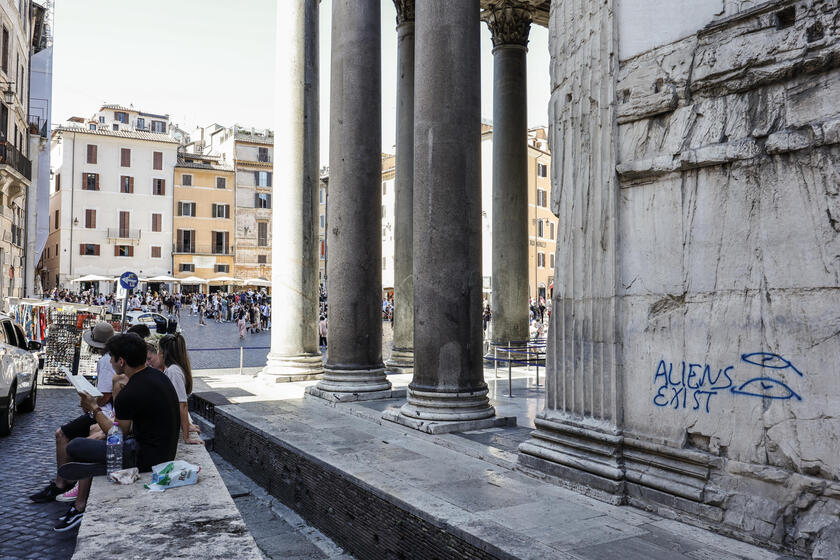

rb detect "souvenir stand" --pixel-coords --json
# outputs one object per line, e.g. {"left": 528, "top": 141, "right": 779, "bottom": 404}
{"left": 6, "top": 298, "right": 49, "bottom": 344}
{"left": 40, "top": 302, "right": 106, "bottom": 384}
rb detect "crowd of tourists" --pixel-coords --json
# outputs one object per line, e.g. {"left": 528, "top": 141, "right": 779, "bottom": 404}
{"left": 28, "top": 321, "right": 199, "bottom": 532}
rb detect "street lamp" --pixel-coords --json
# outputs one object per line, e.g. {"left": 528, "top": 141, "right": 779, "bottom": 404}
{"left": 0, "top": 82, "right": 15, "bottom": 105}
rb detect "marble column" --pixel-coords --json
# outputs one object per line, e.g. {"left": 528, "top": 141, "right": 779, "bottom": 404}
{"left": 483, "top": 1, "right": 534, "bottom": 352}
{"left": 383, "top": 0, "right": 501, "bottom": 434}
{"left": 307, "top": 0, "right": 392, "bottom": 401}
{"left": 385, "top": 0, "right": 415, "bottom": 375}
{"left": 261, "top": 0, "right": 323, "bottom": 382}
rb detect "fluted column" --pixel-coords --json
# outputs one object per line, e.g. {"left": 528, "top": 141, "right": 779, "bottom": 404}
{"left": 261, "top": 0, "right": 323, "bottom": 382}
{"left": 385, "top": 0, "right": 415, "bottom": 375}
{"left": 307, "top": 0, "right": 392, "bottom": 401}
{"left": 483, "top": 1, "right": 534, "bottom": 353}
{"left": 384, "top": 0, "right": 500, "bottom": 434}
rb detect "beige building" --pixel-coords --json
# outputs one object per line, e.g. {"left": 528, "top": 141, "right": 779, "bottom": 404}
{"left": 172, "top": 153, "right": 235, "bottom": 289}
{"left": 526, "top": 127, "right": 555, "bottom": 301}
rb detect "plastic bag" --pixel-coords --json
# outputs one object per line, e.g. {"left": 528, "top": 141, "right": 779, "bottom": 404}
{"left": 108, "top": 467, "right": 139, "bottom": 485}
{"left": 143, "top": 460, "right": 201, "bottom": 492}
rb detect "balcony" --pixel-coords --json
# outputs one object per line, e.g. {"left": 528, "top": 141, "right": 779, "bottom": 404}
{"left": 173, "top": 244, "right": 234, "bottom": 255}
{"left": 0, "top": 141, "right": 31, "bottom": 181}
{"left": 106, "top": 228, "right": 142, "bottom": 243}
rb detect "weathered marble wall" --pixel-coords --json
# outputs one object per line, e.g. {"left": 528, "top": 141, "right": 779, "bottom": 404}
{"left": 526, "top": 0, "right": 840, "bottom": 556}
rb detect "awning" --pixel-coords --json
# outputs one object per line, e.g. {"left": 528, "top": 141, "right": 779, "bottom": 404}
{"left": 71, "top": 274, "right": 113, "bottom": 283}
{"left": 178, "top": 276, "right": 208, "bottom": 285}
{"left": 243, "top": 278, "right": 271, "bottom": 287}
{"left": 143, "top": 275, "right": 180, "bottom": 283}
{"left": 207, "top": 276, "right": 241, "bottom": 284}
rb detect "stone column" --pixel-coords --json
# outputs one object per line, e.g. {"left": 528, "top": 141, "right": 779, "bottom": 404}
{"left": 307, "top": 0, "right": 392, "bottom": 401}
{"left": 385, "top": 0, "right": 415, "bottom": 375}
{"left": 483, "top": 1, "right": 534, "bottom": 353}
{"left": 261, "top": 0, "right": 323, "bottom": 382}
{"left": 383, "top": 0, "right": 501, "bottom": 434}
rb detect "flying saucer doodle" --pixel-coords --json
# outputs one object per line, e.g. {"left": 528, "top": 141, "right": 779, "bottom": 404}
{"left": 730, "top": 377, "right": 802, "bottom": 401}
{"left": 741, "top": 352, "right": 803, "bottom": 376}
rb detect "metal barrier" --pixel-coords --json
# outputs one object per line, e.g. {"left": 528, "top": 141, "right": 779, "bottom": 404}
{"left": 187, "top": 345, "right": 271, "bottom": 375}
{"left": 487, "top": 338, "right": 546, "bottom": 397}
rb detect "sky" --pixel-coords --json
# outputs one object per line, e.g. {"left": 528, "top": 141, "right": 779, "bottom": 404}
{"left": 52, "top": 0, "right": 551, "bottom": 166}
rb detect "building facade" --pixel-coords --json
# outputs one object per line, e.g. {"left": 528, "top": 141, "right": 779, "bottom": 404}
{"left": 42, "top": 105, "right": 178, "bottom": 289}
{"left": 172, "top": 152, "right": 235, "bottom": 286}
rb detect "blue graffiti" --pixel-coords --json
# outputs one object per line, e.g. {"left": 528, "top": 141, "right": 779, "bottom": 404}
{"left": 730, "top": 353, "right": 803, "bottom": 400}
{"left": 653, "top": 352, "right": 804, "bottom": 412}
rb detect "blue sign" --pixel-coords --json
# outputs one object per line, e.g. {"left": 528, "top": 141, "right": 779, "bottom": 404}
{"left": 119, "top": 271, "right": 138, "bottom": 290}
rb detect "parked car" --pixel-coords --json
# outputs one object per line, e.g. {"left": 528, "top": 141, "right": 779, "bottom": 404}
{"left": 0, "top": 313, "right": 41, "bottom": 436}
{"left": 123, "top": 311, "right": 180, "bottom": 334}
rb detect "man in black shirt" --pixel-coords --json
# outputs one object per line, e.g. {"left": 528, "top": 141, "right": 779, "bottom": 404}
{"left": 54, "top": 333, "right": 180, "bottom": 532}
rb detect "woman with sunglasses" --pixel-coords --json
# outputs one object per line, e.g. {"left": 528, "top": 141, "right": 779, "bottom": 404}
{"left": 158, "top": 333, "right": 202, "bottom": 444}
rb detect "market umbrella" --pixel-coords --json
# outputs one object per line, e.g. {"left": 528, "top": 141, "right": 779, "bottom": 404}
{"left": 244, "top": 278, "right": 272, "bottom": 287}
{"left": 144, "top": 275, "right": 180, "bottom": 283}
{"left": 178, "top": 276, "right": 208, "bottom": 285}
{"left": 71, "top": 274, "right": 113, "bottom": 283}
{"left": 207, "top": 276, "right": 241, "bottom": 284}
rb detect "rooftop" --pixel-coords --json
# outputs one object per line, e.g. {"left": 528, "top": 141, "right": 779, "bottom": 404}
{"left": 55, "top": 125, "right": 180, "bottom": 144}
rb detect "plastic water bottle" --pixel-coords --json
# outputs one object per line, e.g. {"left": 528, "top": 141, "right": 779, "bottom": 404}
{"left": 106, "top": 421, "right": 123, "bottom": 475}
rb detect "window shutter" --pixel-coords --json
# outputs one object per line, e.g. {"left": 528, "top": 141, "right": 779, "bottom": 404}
{"left": 161, "top": 179, "right": 165, "bottom": 195}
{"left": 267, "top": 172, "right": 272, "bottom": 187}
{"left": 95, "top": 245, "right": 100, "bottom": 256}
{"left": 254, "top": 193, "right": 259, "bottom": 208}
{"left": 79, "top": 244, "right": 84, "bottom": 255}
{"left": 129, "top": 177, "right": 134, "bottom": 193}
{"left": 254, "top": 171, "right": 259, "bottom": 185}
{"left": 128, "top": 246, "right": 134, "bottom": 257}
{"left": 95, "top": 173, "right": 100, "bottom": 190}
{"left": 211, "top": 203, "right": 216, "bottom": 217}
{"left": 177, "top": 201, "right": 182, "bottom": 216}
{"left": 114, "top": 246, "right": 119, "bottom": 257}
{"left": 267, "top": 194, "right": 271, "bottom": 208}
{"left": 153, "top": 151, "right": 162, "bottom": 170}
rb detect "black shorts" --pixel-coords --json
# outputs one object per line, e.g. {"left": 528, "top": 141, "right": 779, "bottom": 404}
{"left": 60, "top": 414, "right": 96, "bottom": 439}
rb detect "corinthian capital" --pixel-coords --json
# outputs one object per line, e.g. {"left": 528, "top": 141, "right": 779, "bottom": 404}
{"left": 481, "top": 0, "right": 537, "bottom": 48}
{"left": 393, "top": 0, "right": 415, "bottom": 26}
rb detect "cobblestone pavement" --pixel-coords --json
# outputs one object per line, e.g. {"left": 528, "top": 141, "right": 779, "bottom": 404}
{"left": 0, "top": 384, "right": 82, "bottom": 560}
{"left": 178, "top": 313, "right": 394, "bottom": 370}
{"left": 211, "top": 451, "right": 355, "bottom": 560}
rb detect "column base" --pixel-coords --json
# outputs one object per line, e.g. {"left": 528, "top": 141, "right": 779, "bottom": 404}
{"left": 384, "top": 348, "right": 414, "bottom": 375}
{"left": 382, "top": 406, "right": 515, "bottom": 434}
{"left": 381, "top": 385, "right": 502, "bottom": 434}
{"left": 305, "top": 366, "right": 392, "bottom": 402}
{"left": 517, "top": 412, "right": 624, "bottom": 500}
{"left": 259, "top": 352, "right": 324, "bottom": 383}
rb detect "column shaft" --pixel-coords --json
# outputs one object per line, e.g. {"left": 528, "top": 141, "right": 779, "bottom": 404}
{"left": 262, "top": 0, "right": 323, "bottom": 381}
{"left": 391, "top": 0, "right": 495, "bottom": 426}
{"left": 310, "top": 0, "right": 391, "bottom": 399}
{"left": 386, "top": 3, "right": 415, "bottom": 374}
{"left": 490, "top": 45, "right": 530, "bottom": 348}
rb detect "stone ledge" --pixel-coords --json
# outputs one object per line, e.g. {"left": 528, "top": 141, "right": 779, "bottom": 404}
{"left": 71, "top": 439, "right": 262, "bottom": 560}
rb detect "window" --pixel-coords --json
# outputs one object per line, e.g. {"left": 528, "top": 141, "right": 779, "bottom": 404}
{"left": 120, "top": 148, "right": 131, "bottom": 167}
{"left": 215, "top": 264, "right": 230, "bottom": 273}
{"left": 179, "top": 263, "right": 195, "bottom": 272}
{"left": 216, "top": 177, "right": 226, "bottom": 189}
{"left": 255, "top": 193, "right": 271, "bottom": 209}
{"left": 212, "top": 231, "right": 229, "bottom": 254}
{"left": 320, "top": 241, "right": 326, "bottom": 259}
{"left": 319, "top": 215, "right": 325, "bottom": 228}
{"left": 550, "top": 253, "right": 555, "bottom": 269}
{"left": 537, "top": 252, "right": 545, "bottom": 268}
{"left": 89, "top": 124, "right": 96, "bottom": 131}
{"left": 112, "top": 124, "right": 119, "bottom": 131}
{"left": 1, "top": 28, "right": 8, "bottom": 73}
{"left": 55, "top": 174, "right": 61, "bottom": 192}
{"left": 151, "top": 213, "right": 162, "bottom": 232}
{"left": 118, "top": 211, "right": 130, "bottom": 237}
{"left": 258, "top": 147, "right": 269, "bottom": 162}
{"left": 120, "top": 176, "right": 134, "bottom": 193}
{"left": 549, "top": 222, "right": 555, "bottom": 240}
{"left": 257, "top": 255, "right": 267, "bottom": 264}
{"left": 79, "top": 244, "right": 100, "bottom": 256}
{"left": 84, "top": 209, "right": 96, "bottom": 229}
{"left": 151, "top": 121, "right": 166, "bottom": 133}
{"left": 152, "top": 178, "right": 166, "bottom": 195}
{"left": 537, "top": 219, "right": 544, "bottom": 238}
{"left": 150, "top": 246, "right": 161, "bottom": 258}
{"left": 382, "top": 205, "right": 386, "bottom": 218}
{"left": 177, "top": 230, "right": 195, "bottom": 253}
{"left": 382, "top": 257, "right": 387, "bottom": 270}
{"left": 212, "top": 204, "right": 230, "bottom": 219}
{"left": 537, "top": 163, "right": 548, "bottom": 177}
{"left": 257, "top": 222, "right": 268, "bottom": 246}
{"left": 153, "top": 151, "right": 163, "bottom": 170}
{"left": 53, "top": 209, "right": 59, "bottom": 230}
{"left": 82, "top": 173, "right": 99, "bottom": 191}
{"left": 177, "top": 202, "right": 196, "bottom": 217}
{"left": 115, "top": 245, "right": 134, "bottom": 257}
{"left": 382, "top": 182, "right": 387, "bottom": 195}
{"left": 98, "top": 116, "right": 105, "bottom": 124}
{"left": 114, "top": 111, "right": 128, "bottom": 123}
{"left": 86, "top": 144, "right": 97, "bottom": 164}
{"left": 319, "top": 188, "right": 325, "bottom": 204}
{"left": 537, "top": 189, "right": 547, "bottom": 207}
{"left": 182, "top": 174, "right": 192, "bottom": 186}
{"left": 136, "top": 117, "right": 145, "bottom": 129}
{"left": 255, "top": 171, "right": 271, "bottom": 187}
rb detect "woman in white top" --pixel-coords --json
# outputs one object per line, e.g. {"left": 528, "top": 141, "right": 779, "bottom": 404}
{"left": 159, "top": 333, "right": 202, "bottom": 444}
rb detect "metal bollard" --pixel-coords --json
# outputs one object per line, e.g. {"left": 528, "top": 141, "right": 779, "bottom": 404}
{"left": 494, "top": 346, "right": 498, "bottom": 378}
{"left": 239, "top": 345, "right": 244, "bottom": 375}
{"left": 508, "top": 354, "right": 513, "bottom": 398}
{"left": 536, "top": 349, "right": 540, "bottom": 387}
